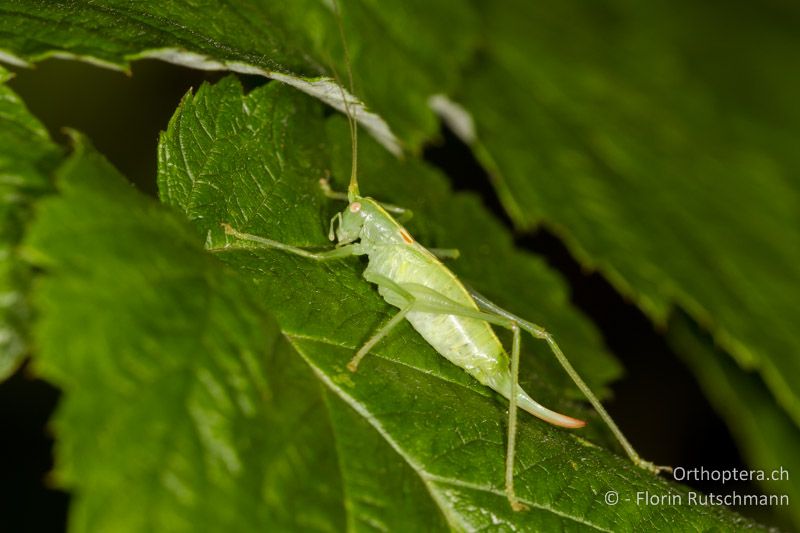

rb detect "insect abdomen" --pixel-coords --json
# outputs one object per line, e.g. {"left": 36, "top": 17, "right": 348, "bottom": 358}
{"left": 364, "top": 243, "right": 585, "bottom": 428}
{"left": 365, "top": 245, "right": 508, "bottom": 384}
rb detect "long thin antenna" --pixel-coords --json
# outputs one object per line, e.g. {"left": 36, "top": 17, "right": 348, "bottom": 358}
{"left": 331, "top": 0, "right": 359, "bottom": 199}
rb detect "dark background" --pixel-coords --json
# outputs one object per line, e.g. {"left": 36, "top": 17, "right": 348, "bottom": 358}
{"left": 0, "top": 59, "right": 785, "bottom": 531}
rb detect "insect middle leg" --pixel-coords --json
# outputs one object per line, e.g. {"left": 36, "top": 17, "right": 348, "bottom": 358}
{"left": 347, "top": 274, "right": 418, "bottom": 371}
{"left": 428, "top": 248, "right": 461, "bottom": 260}
{"left": 347, "top": 300, "right": 415, "bottom": 372}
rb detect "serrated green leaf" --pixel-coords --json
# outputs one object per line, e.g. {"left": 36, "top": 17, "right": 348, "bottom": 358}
{"left": 25, "top": 134, "right": 346, "bottom": 532}
{"left": 0, "top": 0, "right": 477, "bottom": 153}
{"left": 0, "top": 63, "right": 61, "bottom": 380}
{"left": 456, "top": 0, "right": 800, "bottom": 433}
{"left": 157, "top": 76, "right": 762, "bottom": 529}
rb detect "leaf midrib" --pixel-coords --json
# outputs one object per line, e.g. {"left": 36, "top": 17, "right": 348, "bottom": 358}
{"left": 287, "top": 334, "right": 612, "bottom": 531}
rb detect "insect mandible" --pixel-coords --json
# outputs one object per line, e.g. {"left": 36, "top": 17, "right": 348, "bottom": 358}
{"left": 220, "top": 1, "right": 671, "bottom": 511}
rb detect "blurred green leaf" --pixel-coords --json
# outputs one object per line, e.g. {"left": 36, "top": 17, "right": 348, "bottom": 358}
{"left": 25, "top": 135, "right": 346, "bottom": 532}
{"left": 0, "top": 64, "right": 60, "bottom": 380}
{"left": 669, "top": 314, "right": 800, "bottom": 530}
{"left": 456, "top": 0, "right": 800, "bottom": 432}
{"left": 0, "top": 0, "right": 477, "bottom": 152}
{"left": 157, "top": 76, "right": 762, "bottom": 529}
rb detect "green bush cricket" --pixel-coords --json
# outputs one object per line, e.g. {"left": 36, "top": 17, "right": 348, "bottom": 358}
{"left": 219, "top": 1, "right": 671, "bottom": 511}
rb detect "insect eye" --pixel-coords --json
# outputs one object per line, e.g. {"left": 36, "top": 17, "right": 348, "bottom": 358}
{"left": 349, "top": 202, "right": 362, "bottom": 213}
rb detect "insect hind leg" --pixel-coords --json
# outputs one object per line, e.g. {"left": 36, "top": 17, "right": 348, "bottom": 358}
{"left": 394, "top": 282, "right": 567, "bottom": 511}
{"left": 506, "top": 321, "right": 528, "bottom": 511}
{"left": 467, "top": 287, "right": 673, "bottom": 475}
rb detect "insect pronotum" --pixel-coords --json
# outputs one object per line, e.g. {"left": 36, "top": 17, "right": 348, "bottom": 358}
{"left": 220, "top": 0, "right": 671, "bottom": 511}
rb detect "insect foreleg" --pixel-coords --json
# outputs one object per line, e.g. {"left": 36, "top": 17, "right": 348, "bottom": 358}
{"left": 318, "top": 177, "right": 412, "bottom": 219}
{"left": 319, "top": 177, "right": 349, "bottom": 201}
{"left": 218, "top": 223, "right": 362, "bottom": 261}
{"left": 466, "top": 288, "right": 673, "bottom": 475}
